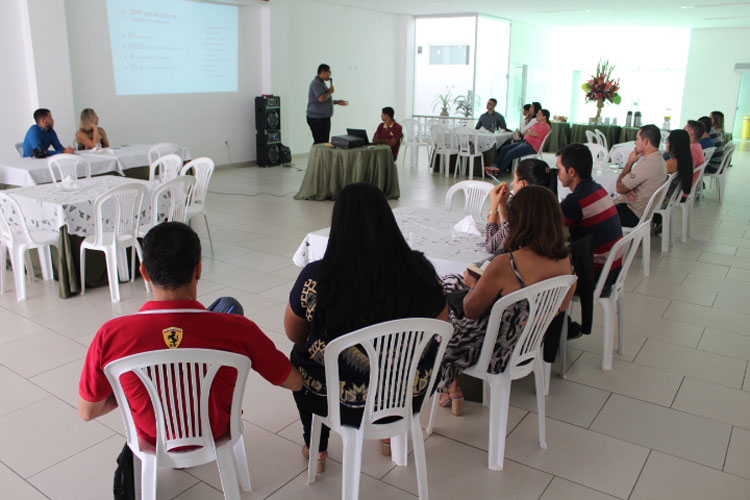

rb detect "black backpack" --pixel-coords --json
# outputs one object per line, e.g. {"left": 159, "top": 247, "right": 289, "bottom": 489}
{"left": 113, "top": 443, "right": 135, "bottom": 500}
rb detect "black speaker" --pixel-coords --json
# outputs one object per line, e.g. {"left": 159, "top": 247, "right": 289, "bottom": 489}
{"left": 255, "top": 95, "right": 280, "bottom": 133}
{"left": 256, "top": 95, "right": 282, "bottom": 167}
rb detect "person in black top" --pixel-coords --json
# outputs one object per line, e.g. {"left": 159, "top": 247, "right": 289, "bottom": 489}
{"left": 284, "top": 183, "right": 448, "bottom": 470}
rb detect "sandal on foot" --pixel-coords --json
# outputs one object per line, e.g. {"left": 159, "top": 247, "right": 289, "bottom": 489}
{"left": 439, "top": 391, "right": 465, "bottom": 416}
{"left": 302, "top": 445, "right": 328, "bottom": 473}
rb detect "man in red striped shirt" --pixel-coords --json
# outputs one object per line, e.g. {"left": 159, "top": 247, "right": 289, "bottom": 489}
{"left": 557, "top": 144, "right": 623, "bottom": 276}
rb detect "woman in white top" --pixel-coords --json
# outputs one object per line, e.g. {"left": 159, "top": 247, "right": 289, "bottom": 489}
{"left": 519, "top": 102, "right": 541, "bottom": 134}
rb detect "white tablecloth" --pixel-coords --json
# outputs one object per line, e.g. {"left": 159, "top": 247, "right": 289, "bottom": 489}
{"left": 4, "top": 176, "right": 158, "bottom": 237}
{"left": 0, "top": 144, "right": 193, "bottom": 187}
{"left": 0, "top": 156, "right": 121, "bottom": 187}
{"left": 557, "top": 167, "right": 622, "bottom": 201}
{"left": 293, "top": 207, "right": 493, "bottom": 277}
{"left": 77, "top": 144, "right": 192, "bottom": 172}
{"left": 477, "top": 130, "right": 514, "bottom": 152}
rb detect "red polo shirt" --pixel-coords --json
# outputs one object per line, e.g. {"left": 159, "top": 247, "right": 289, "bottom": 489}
{"left": 374, "top": 121, "right": 403, "bottom": 159}
{"left": 79, "top": 300, "right": 292, "bottom": 445}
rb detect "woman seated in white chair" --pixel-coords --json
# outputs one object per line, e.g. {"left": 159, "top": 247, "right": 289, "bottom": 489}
{"left": 284, "top": 183, "right": 449, "bottom": 471}
{"left": 437, "top": 186, "right": 575, "bottom": 415}
{"left": 485, "top": 158, "right": 557, "bottom": 254}
{"left": 76, "top": 108, "right": 110, "bottom": 150}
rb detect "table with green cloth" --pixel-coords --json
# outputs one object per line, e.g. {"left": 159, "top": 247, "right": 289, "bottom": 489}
{"left": 544, "top": 122, "right": 571, "bottom": 153}
{"left": 619, "top": 126, "right": 639, "bottom": 143}
{"left": 295, "top": 144, "right": 400, "bottom": 200}
{"left": 570, "top": 124, "right": 622, "bottom": 149}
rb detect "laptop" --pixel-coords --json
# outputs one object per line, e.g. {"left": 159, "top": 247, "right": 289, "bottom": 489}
{"left": 346, "top": 128, "right": 370, "bottom": 145}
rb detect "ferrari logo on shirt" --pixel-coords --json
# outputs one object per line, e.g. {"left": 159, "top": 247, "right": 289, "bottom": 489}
{"left": 162, "top": 327, "right": 183, "bottom": 349}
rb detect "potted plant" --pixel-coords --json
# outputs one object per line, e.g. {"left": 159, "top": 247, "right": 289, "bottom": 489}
{"left": 433, "top": 87, "right": 454, "bottom": 117}
{"left": 454, "top": 90, "right": 477, "bottom": 118}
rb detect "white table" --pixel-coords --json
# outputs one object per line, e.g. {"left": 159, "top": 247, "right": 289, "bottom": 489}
{"left": 0, "top": 155, "right": 121, "bottom": 187}
{"left": 0, "top": 144, "right": 192, "bottom": 187}
{"left": 293, "top": 207, "right": 493, "bottom": 277}
{"left": 557, "top": 167, "right": 622, "bottom": 201}
{"left": 4, "top": 176, "right": 158, "bottom": 237}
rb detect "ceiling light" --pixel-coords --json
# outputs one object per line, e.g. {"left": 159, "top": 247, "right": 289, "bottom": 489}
{"left": 535, "top": 8, "right": 591, "bottom": 14}
{"left": 679, "top": 5, "right": 694, "bottom": 8}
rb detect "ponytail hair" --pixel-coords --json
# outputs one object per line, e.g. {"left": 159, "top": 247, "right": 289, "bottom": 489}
{"left": 516, "top": 158, "right": 557, "bottom": 197}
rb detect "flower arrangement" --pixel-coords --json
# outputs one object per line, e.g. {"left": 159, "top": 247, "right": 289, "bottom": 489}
{"left": 582, "top": 60, "right": 621, "bottom": 123}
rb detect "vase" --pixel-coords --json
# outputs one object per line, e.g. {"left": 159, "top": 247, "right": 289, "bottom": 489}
{"left": 594, "top": 98, "right": 605, "bottom": 124}
{"left": 439, "top": 107, "right": 449, "bottom": 117}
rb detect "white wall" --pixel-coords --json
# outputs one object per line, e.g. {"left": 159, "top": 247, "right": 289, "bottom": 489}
{"left": 681, "top": 27, "right": 750, "bottom": 133}
{"left": 0, "top": 0, "right": 76, "bottom": 153}
{"left": 64, "top": 0, "right": 266, "bottom": 164}
{"left": 270, "top": 0, "right": 405, "bottom": 154}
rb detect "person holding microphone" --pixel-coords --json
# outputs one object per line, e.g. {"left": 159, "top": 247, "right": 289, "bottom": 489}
{"left": 306, "top": 63, "right": 348, "bottom": 144}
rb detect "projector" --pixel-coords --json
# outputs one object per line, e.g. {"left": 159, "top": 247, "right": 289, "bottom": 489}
{"left": 330, "top": 134, "right": 366, "bottom": 149}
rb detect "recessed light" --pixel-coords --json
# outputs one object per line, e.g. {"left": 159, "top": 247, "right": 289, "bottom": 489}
{"left": 680, "top": 5, "right": 694, "bottom": 8}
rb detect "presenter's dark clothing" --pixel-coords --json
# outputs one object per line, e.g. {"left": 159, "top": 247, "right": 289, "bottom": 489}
{"left": 476, "top": 111, "right": 507, "bottom": 133}
{"left": 307, "top": 76, "right": 333, "bottom": 144}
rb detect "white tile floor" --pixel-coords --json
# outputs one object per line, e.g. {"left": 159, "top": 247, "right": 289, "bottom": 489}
{"left": 2, "top": 147, "right": 750, "bottom": 499}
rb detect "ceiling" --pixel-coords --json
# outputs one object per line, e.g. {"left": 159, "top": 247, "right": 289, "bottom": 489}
{"left": 315, "top": 0, "right": 750, "bottom": 28}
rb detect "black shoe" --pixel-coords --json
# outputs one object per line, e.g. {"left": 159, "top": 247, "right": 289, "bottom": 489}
{"left": 566, "top": 320, "right": 583, "bottom": 340}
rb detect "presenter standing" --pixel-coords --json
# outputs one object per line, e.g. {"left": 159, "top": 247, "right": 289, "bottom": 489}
{"left": 306, "top": 63, "right": 348, "bottom": 144}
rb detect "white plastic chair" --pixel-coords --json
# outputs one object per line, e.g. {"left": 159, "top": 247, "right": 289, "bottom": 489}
{"left": 14, "top": 142, "right": 23, "bottom": 157}
{"left": 80, "top": 183, "right": 148, "bottom": 302}
{"left": 704, "top": 144, "right": 733, "bottom": 202}
{"left": 676, "top": 162, "right": 707, "bottom": 243}
{"left": 559, "top": 225, "right": 647, "bottom": 373}
{"left": 445, "top": 180, "right": 493, "bottom": 217}
{"left": 607, "top": 145, "right": 631, "bottom": 166}
{"left": 180, "top": 157, "right": 215, "bottom": 252}
{"left": 430, "top": 124, "right": 458, "bottom": 177}
{"left": 47, "top": 154, "right": 91, "bottom": 183}
{"left": 401, "top": 119, "right": 430, "bottom": 169}
{"left": 307, "top": 318, "right": 453, "bottom": 500}
{"left": 139, "top": 176, "right": 196, "bottom": 238}
{"left": 148, "top": 154, "right": 183, "bottom": 182}
{"left": 147, "top": 142, "right": 187, "bottom": 164}
{"left": 622, "top": 174, "right": 672, "bottom": 277}
{"left": 584, "top": 143, "right": 608, "bottom": 168}
{"left": 654, "top": 176, "right": 683, "bottom": 253}
{"left": 595, "top": 129, "right": 608, "bottom": 151}
{"left": 0, "top": 193, "right": 58, "bottom": 301}
{"left": 104, "top": 348, "right": 253, "bottom": 500}
{"left": 427, "top": 275, "right": 577, "bottom": 471}
{"left": 454, "top": 126, "right": 485, "bottom": 180}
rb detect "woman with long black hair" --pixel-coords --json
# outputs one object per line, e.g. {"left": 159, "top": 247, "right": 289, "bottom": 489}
{"left": 661, "top": 128, "right": 694, "bottom": 208}
{"left": 284, "top": 183, "right": 448, "bottom": 471}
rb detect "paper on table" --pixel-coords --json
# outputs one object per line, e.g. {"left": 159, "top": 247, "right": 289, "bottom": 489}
{"left": 453, "top": 215, "right": 481, "bottom": 236}
{"left": 59, "top": 175, "right": 79, "bottom": 191}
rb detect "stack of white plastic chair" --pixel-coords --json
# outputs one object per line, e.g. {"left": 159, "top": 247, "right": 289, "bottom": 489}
{"left": 80, "top": 183, "right": 148, "bottom": 302}
{"left": 427, "top": 275, "right": 577, "bottom": 471}
{"left": 104, "top": 349, "right": 254, "bottom": 500}
{"left": 47, "top": 154, "right": 91, "bottom": 183}
{"left": 180, "top": 157, "right": 216, "bottom": 252}
{"left": 400, "top": 119, "right": 430, "bottom": 169}
{"left": 445, "top": 180, "right": 493, "bottom": 217}
{"left": 454, "top": 126, "right": 484, "bottom": 180}
{"left": 430, "top": 124, "right": 457, "bottom": 177}
{"left": 0, "top": 192, "right": 58, "bottom": 301}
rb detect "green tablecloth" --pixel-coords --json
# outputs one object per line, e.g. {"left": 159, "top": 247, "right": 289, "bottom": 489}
{"left": 545, "top": 122, "right": 571, "bottom": 153}
{"left": 295, "top": 144, "right": 400, "bottom": 200}
{"left": 570, "top": 124, "right": 622, "bottom": 149}
{"left": 619, "top": 127, "right": 639, "bottom": 143}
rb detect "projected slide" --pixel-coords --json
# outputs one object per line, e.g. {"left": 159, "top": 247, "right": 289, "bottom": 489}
{"left": 107, "top": 0, "right": 238, "bottom": 95}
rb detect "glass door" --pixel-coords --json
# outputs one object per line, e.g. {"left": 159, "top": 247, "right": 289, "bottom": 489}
{"left": 506, "top": 64, "right": 527, "bottom": 129}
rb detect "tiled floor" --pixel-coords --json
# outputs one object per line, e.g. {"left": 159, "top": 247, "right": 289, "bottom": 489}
{"left": 2, "top": 147, "right": 750, "bottom": 499}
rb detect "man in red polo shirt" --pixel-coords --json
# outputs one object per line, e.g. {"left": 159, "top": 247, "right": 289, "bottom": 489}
{"left": 372, "top": 106, "right": 403, "bottom": 160}
{"left": 78, "top": 222, "right": 302, "bottom": 445}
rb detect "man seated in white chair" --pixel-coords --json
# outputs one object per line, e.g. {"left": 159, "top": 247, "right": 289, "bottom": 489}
{"left": 613, "top": 124, "right": 667, "bottom": 228}
{"left": 77, "top": 221, "right": 302, "bottom": 445}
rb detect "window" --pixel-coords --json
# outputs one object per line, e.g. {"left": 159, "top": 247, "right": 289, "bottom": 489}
{"left": 429, "top": 45, "right": 470, "bottom": 65}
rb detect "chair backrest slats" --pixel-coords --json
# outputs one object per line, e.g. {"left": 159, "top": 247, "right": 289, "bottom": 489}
{"left": 148, "top": 142, "right": 186, "bottom": 164}
{"left": 0, "top": 193, "right": 36, "bottom": 244}
{"left": 47, "top": 154, "right": 90, "bottom": 183}
{"left": 92, "top": 183, "right": 147, "bottom": 247}
{"left": 593, "top": 224, "right": 647, "bottom": 299}
{"left": 322, "top": 318, "right": 452, "bottom": 430}
{"left": 150, "top": 176, "right": 195, "bottom": 226}
{"left": 639, "top": 174, "right": 672, "bottom": 225}
{"left": 149, "top": 153, "right": 183, "bottom": 182}
{"left": 445, "top": 180, "right": 493, "bottom": 216}
{"left": 180, "top": 158, "right": 215, "bottom": 208}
